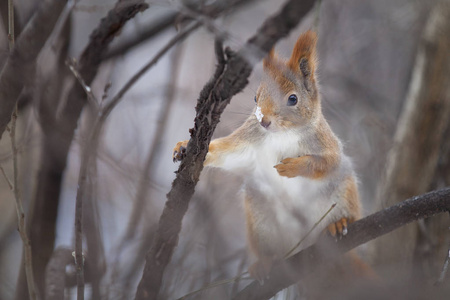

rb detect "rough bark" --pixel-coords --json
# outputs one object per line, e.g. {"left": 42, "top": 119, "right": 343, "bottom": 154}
{"left": 134, "top": 0, "right": 316, "bottom": 299}
{"left": 0, "top": 0, "right": 67, "bottom": 139}
{"left": 233, "top": 187, "right": 450, "bottom": 300}
{"left": 372, "top": 0, "right": 450, "bottom": 275}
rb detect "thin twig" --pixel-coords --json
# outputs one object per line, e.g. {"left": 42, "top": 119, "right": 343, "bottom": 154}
{"left": 8, "top": 1, "right": 36, "bottom": 298}
{"left": 176, "top": 273, "right": 253, "bottom": 300}
{"left": 437, "top": 244, "right": 450, "bottom": 284}
{"left": 284, "top": 202, "right": 336, "bottom": 258}
{"left": 109, "top": 43, "right": 184, "bottom": 295}
{"left": 7, "top": 0, "right": 14, "bottom": 50}
{"left": 104, "top": 0, "right": 257, "bottom": 60}
{"left": 66, "top": 58, "right": 100, "bottom": 110}
{"left": 100, "top": 20, "right": 201, "bottom": 121}
{"left": 73, "top": 18, "right": 201, "bottom": 300}
{"left": 0, "top": 163, "right": 13, "bottom": 190}
{"left": 72, "top": 2, "right": 151, "bottom": 298}
{"left": 11, "top": 105, "right": 37, "bottom": 300}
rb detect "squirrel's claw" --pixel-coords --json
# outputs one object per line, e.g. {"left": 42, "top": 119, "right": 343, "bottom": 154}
{"left": 172, "top": 141, "right": 188, "bottom": 162}
{"left": 327, "top": 217, "right": 350, "bottom": 240}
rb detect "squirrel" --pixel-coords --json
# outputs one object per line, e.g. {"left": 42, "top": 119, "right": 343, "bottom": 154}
{"left": 173, "top": 31, "right": 362, "bottom": 283}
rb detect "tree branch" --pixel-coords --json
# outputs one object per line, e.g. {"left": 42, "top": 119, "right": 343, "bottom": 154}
{"left": 73, "top": 16, "right": 200, "bottom": 300}
{"left": 44, "top": 247, "right": 73, "bottom": 300}
{"left": 0, "top": 0, "right": 67, "bottom": 139}
{"left": 104, "top": 0, "right": 258, "bottom": 60}
{"left": 233, "top": 187, "right": 450, "bottom": 300}
{"left": 134, "top": 0, "right": 316, "bottom": 299}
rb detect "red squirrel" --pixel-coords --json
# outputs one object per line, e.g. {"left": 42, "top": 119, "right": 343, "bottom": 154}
{"left": 173, "top": 31, "right": 361, "bottom": 282}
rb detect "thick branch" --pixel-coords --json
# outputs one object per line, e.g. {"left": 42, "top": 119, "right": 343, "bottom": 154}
{"left": 0, "top": 0, "right": 67, "bottom": 139}
{"left": 233, "top": 187, "right": 450, "bottom": 300}
{"left": 134, "top": 0, "right": 316, "bottom": 299}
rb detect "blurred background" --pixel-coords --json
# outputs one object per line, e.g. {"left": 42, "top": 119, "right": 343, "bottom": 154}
{"left": 0, "top": 0, "right": 449, "bottom": 299}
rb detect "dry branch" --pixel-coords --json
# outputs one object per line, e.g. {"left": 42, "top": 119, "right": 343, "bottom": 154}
{"left": 233, "top": 187, "right": 450, "bottom": 300}
{"left": 15, "top": 2, "right": 149, "bottom": 299}
{"left": 11, "top": 107, "right": 36, "bottom": 300}
{"left": 134, "top": 0, "right": 316, "bottom": 299}
{"left": 70, "top": 3, "right": 150, "bottom": 299}
{"left": 108, "top": 44, "right": 185, "bottom": 296}
{"left": 104, "top": 0, "right": 257, "bottom": 60}
{"left": 14, "top": 18, "right": 72, "bottom": 300}
{"left": 73, "top": 18, "right": 200, "bottom": 300}
{"left": 0, "top": 0, "right": 67, "bottom": 139}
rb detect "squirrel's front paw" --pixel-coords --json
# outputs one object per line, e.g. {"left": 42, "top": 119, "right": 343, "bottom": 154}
{"left": 274, "top": 158, "right": 300, "bottom": 178}
{"left": 327, "top": 217, "right": 353, "bottom": 239}
{"left": 172, "top": 140, "right": 188, "bottom": 162}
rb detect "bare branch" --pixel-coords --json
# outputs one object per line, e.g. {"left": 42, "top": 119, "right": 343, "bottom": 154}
{"left": 104, "top": 0, "right": 258, "bottom": 60}
{"left": 74, "top": 14, "right": 200, "bottom": 300}
{"left": 66, "top": 58, "right": 100, "bottom": 110}
{"left": 134, "top": 0, "right": 316, "bottom": 299}
{"left": 6, "top": 2, "right": 37, "bottom": 299}
{"left": 45, "top": 248, "right": 74, "bottom": 300}
{"left": 109, "top": 43, "right": 184, "bottom": 293}
{"left": 11, "top": 104, "right": 37, "bottom": 300}
{"left": 0, "top": 0, "right": 67, "bottom": 139}
{"left": 0, "top": 163, "right": 13, "bottom": 190}
{"left": 233, "top": 187, "right": 450, "bottom": 300}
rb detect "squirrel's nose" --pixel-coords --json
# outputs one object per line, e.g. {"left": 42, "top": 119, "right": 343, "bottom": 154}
{"left": 260, "top": 118, "right": 271, "bottom": 129}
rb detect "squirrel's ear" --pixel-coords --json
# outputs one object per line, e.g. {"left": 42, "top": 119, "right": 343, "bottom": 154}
{"left": 288, "top": 31, "right": 317, "bottom": 78}
{"left": 263, "top": 48, "right": 276, "bottom": 71}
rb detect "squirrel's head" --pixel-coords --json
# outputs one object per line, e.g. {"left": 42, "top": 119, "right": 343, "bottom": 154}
{"left": 254, "top": 30, "right": 319, "bottom": 131}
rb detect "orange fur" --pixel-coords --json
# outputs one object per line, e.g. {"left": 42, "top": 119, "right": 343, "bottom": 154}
{"left": 172, "top": 31, "right": 371, "bottom": 284}
{"left": 173, "top": 140, "right": 187, "bottom": 154}
{"left": 275, "top": 118, "right": 340, "bottom": 179}
{"left": 287, "top": 30, "right": 318, "bottom": 77}
{"left": 343, "top": 175, "right": 361, "bottom": 220}
{"left": 204, "top": 137, "right": 239, "bottom": 166}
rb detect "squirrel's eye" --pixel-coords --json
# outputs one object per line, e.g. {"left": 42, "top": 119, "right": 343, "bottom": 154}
{"left": 287, "top": 94, "right": 298, "bottom": 106}
{"left": 254, "top": 96, "right": 257, "bottom": 103}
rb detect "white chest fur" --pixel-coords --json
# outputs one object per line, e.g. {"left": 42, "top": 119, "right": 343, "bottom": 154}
{"left": 218, "top": 129, "right": 346, "bottom": 257}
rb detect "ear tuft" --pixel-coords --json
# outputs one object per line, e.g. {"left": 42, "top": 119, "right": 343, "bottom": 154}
{"left": 263, "top": 48, "right": 276, "bottom": 70}
{"left": 288, "top": 30, "right": 317, "bottom": 77}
